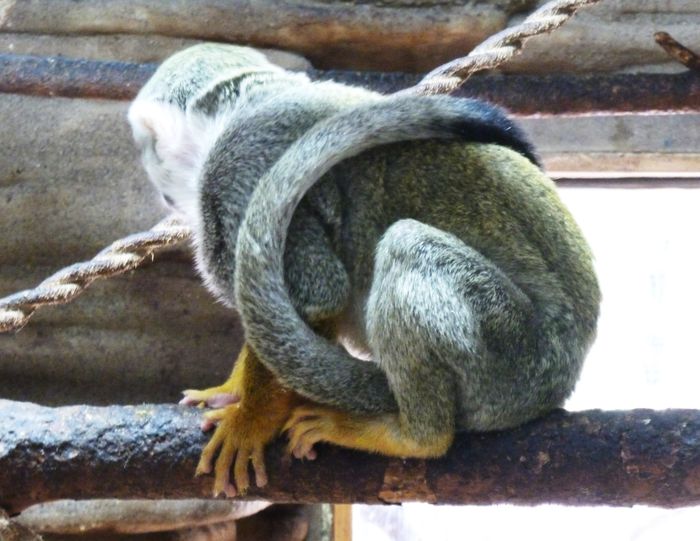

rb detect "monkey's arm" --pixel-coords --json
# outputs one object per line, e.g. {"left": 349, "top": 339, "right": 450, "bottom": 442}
{"left": 284, "top": 202, "right": 350, "bottom": 324}
{"left": 185, "top": 208, "right": 351, "bottom": 496}
{"left": 183, "top": 203, "right": 347, "bottom": 407}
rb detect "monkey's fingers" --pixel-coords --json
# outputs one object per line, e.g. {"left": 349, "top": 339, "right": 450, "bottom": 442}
{"left": 195, "top": 402, "right": 280, "bottom": 497}
{"left": 233, "top": 446, "right": 253, "bottom": 494}
{"left": 196, "top": 421, "right": 226, "bottom": 476}
{"left": 287, "top": 423, "right": 324, "bottom": 459}
{"left": 291, "top": 428, "right": 323, "bottom": 460}
{"left": 213, "top": 433, "right": 238, "bottom": 498}
{"left": 285, "top": 407, "right": 334, "bottom": 459}
{"left": 283, "top": 406, "right": 324, "bottom": 431}
{"left": 286, "top": 415, "right": 332, "bottom": 459}
{"left": 180, "top": 387, "right": 240, "bottom": 408}
{"left": 251, "top": 444, "right": 269, "bottom": 487}
{"left": 201, "top": 407, "right": 231, "bottom": 431}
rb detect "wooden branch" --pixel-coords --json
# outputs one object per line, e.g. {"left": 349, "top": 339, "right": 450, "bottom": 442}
{"left": 1, "top": 0, "right": 698, "bottom": 75}
{"left": 0, "top": 54, "right": 153, "bottom": 100}
{"left": 2, "top": 400, "right": 700, "bottom": 514}
{"left": 655, "top": 32, "right": 700, "bottom": 72}
{"left": 1, "top": 54, "right": 700, "bottom": 115}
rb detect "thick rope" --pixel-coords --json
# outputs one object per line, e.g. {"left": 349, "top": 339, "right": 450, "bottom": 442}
{"left": 402, "top": 0, "right": 601, "bottom": 96}
{"left": 0, "top": 0, "right": 599, "bottom": 333}
{"left": 0, "top": 216, "right": 190, "bottom": 332}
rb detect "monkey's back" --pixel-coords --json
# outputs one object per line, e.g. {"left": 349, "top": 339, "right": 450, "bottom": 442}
{"left": 328, "top": 140, "right": 600, "bottom": 375}
{"left": 337, "top": 144, "right": 593, "bottom": 294}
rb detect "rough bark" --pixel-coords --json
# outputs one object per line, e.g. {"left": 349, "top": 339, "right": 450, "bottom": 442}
{"left": 2, "top": 400, "right": 700, "bottom": 514}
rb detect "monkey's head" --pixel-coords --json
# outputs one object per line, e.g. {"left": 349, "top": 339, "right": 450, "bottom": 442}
{"left": 135, "top": 43, "right": 275, "bottom": 111}
{"left": 128, "top": 99, "right": 213, "bottom": 220}
{"left": 128, "top": 43, "right": 279, "bottom": 221}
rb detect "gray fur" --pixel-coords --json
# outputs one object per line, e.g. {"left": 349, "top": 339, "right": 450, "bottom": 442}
{"left": 132, "top": 45, "right": 601, "bottom": 443}
{"left": 233, "top": 92, "right": 600, "bottom": 435}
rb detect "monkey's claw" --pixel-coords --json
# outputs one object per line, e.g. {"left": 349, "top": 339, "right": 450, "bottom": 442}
{"left": 195, "top": 404, "right": 270, "bottom": 498}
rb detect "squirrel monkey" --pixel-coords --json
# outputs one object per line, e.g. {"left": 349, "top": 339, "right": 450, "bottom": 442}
{"left": 129, "top": 44, "right": 600, "bottom": 496}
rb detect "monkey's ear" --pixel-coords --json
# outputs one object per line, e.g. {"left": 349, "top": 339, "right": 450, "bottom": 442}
{"left": 127, "top": 100, "right": 191, "bottom": 164}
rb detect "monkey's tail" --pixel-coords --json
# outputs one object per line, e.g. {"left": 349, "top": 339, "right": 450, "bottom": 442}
{"left": 234, "top": 95, "right": 534, "bottom": 414}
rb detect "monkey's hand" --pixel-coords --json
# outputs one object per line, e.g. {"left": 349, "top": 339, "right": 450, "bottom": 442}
{"left": 185, "top": 345, "right": 302, "bottom": 497}
{"left": 196, "top": 401, "right": 283, "bottom": 497}
{"left": 180, "top": 382, "right": 241, "bottom": 412}
{"left": 180, "top": 343, "right": 251, "bottom": 411}
{"left": 285, "top": 405, "right": 453, "bottom": 459}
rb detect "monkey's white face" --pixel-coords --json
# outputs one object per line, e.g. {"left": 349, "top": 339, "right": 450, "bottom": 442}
{"left": 128, "top": 100, "right": 212, "bottom": 223}
{"left": 131, "top": 125, "right": 176, "bottom": 209}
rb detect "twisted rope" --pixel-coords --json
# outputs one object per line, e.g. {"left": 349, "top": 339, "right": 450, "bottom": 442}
{"left": 0, "top": 216, "right": 191, "bottom": 332}
{"left": 0, "top": 0, "right": 599, "bottom": 333}
{"left": 402, "top": 0, "right": 601, "bottom": 96}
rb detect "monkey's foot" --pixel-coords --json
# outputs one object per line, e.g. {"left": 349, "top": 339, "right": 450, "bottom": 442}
{"left": 180, "top": 382, "right": 240, "bottom": 411}
{"left": 285, "top": 405, "right": 453, "bottom": 458}
{"left": 284, "top": 405, "right": 394, "bottom": 458}
{"left": 195, "top": 403, "right": 276, "bottom": 497}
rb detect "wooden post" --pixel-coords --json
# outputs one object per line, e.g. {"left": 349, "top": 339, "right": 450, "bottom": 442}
{"left": 332, "top": 505, "right": 352, "bottom": 541}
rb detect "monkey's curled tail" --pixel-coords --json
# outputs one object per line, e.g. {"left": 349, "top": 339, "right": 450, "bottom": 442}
{"left": 234, "top": 95, "right": 536, "bottom": 414}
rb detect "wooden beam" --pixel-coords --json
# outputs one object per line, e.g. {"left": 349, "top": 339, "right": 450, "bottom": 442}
{"left": 2, "top": 400, "right": 700, "bottom": 514}
{"left": 332, "top": 505, "right": 352, "bottom": 541}
{"left": 543, "top": 153, "right": 700, "bottom": 178}
{"left": 1, "top": 0, "right": 698, "bottom": 74}
{"left": 1, "top": 54, "right": 699, "bottom": 115}
{"left": 0, "top": 0, "right": 506, "bottom": 72}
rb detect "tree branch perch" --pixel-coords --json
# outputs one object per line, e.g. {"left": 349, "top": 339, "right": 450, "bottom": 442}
{"left": 2, "top": 400, "right": 700, "bottom": 514}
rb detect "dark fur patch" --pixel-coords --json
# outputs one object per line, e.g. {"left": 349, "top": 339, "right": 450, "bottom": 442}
{"left": 445, "top": 99, "right": 540, "bottom": 167}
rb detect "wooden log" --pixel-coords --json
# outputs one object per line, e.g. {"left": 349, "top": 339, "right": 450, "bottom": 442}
{"left": 0, "top": 33, "right": 311, "bottom": 69}
{"left": 0, "top": 0, "right": 506, "bottom": 72}
{"left": 1, "top": 1, "right": 699, "bottom": 73}
{"left": 320, "top": 70, "right": 700, "bottom": 116}
{"left": 0, "top": 54, "right": 153, "bottom": 100}
{"left": 2, "top": 400, "right": 700, "bottom": 514}
{"left": 1, "top": 54, "right": 699, "bottom": 115}
{"left": 14, "top": 499, "right": 268, "bottom": 535}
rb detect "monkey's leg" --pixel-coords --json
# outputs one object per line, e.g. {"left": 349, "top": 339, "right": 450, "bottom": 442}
{"left": 285, "top": 407, "right": 453, "bottom": 458}
{"left": 195, "top": 345, "right": 303, "bottom": 497}
{"left": 197, "top": 318, "right": 341, "bottom": 494}
{"left": 286, "top": 218, "right": 535, "bottom": 459}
